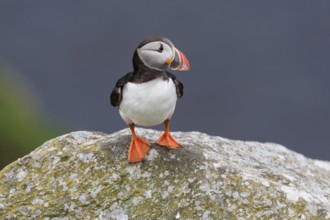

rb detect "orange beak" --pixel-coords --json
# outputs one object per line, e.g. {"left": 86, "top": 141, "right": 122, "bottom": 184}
{"left": 168, "top": 47, "right": 190, "bottom": 71}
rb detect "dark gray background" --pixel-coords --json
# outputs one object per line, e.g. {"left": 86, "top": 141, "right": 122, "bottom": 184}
{"left": 1, "top": 1, "right": 329, "bottom": 160}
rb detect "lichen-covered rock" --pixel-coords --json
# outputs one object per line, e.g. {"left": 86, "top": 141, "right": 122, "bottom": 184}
{"left": 0, "top": 129, "right": 330, "bottom": 219}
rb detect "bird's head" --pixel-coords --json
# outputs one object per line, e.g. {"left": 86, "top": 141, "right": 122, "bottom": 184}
{"left": 133, "top": 36, "right": 190, "bottom": 72}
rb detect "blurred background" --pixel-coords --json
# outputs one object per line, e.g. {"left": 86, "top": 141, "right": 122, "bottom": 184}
{"left": 0, "top": 1, "right": 329, "bottom": 169}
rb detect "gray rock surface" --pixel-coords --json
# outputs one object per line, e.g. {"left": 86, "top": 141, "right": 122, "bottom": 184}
{"left": 0, "top": 128, "right": 330, "bottom": 219}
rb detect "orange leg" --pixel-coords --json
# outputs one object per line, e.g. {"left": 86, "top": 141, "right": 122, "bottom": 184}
{"left": 157, "top": 120, "right": 181, "bottom": 149}
{"left": 128, "top": 124, "right": 151, "bottom": 162}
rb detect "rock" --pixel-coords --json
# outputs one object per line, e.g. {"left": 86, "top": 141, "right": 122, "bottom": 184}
{"left": 0, "top": 129, "right": 330, "bottom": 219}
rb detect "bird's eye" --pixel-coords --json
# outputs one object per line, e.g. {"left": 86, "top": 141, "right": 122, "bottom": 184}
{"left": 158, "top": 44, "right": 164, "bottom": 52}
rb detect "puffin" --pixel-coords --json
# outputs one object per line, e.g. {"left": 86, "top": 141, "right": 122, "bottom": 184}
{"left": 110, "top": 36, "right": 190, "bottom": 162}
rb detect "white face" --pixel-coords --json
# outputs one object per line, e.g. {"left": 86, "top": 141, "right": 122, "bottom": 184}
{"left": 137, "top": 41, "right": 174, "bottom": 71}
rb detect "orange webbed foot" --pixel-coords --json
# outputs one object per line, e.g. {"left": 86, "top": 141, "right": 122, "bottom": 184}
{"left": 157, "top": 119, "right": 181, "bottom": 149}
{"left": 157, "top": 132, "right": 181, "bottom": 149}
{"left": 128, "top": 136, "right": 151, "bottom": 162}
{"left": 128, "top": 124, "right": 151, "bottom": 162}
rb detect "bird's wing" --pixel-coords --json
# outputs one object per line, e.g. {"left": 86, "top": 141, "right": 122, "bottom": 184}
{"left": 165, "top": 71, "right": 184, "bottom": 98}
{"left": 110, "top": 72, "right": 133, "bottom": 107}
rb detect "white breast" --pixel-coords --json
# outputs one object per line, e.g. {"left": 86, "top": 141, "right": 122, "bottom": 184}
{"left": 119, "top": 77, "right": 177, "bottom": 126}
